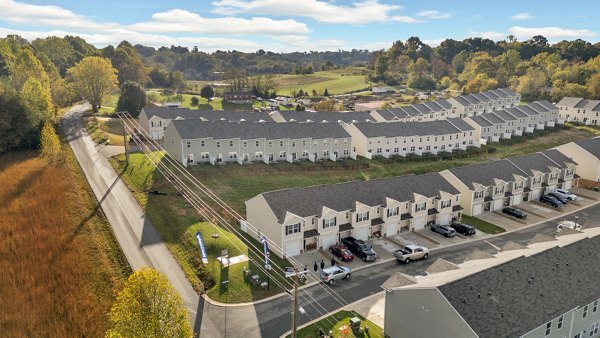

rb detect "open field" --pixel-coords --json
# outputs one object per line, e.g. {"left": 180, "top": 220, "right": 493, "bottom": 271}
{"left": 491, "top": 126, "right": 594, "bottom": 158}
{"left": 0, "top": 149, "right": 129, "bottom": 336}
{"left": 110, "top": 153, "right": 291, "bottom": 303}
{"left": 289, "top": 310, "right": 383, "bottom": 338}
{"left": 271, "top": 68, "right": 372, "bottom": 96}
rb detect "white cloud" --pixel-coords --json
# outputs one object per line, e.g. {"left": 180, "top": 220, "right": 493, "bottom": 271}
{"left": 511, "top": 12, "right": 532, "bottom": 20}
{"left": 417, "top": 10, "right": 451, "bottom": 19}
{"left": 422, "top": 38, "right": 445, "bottom": 47}
{"left": 509, "top": 26, "right": 596, "bottom": 39}
{"left": 128, "top": 9, "right": 309, "bottom": 35}
{"left": 211, "top": 0, "right": 422, "bottom": 24}
{"left": 470, "top": 31, "right": 507, "bottom": 40}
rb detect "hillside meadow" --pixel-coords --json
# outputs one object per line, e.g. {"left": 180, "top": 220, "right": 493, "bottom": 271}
{"left": 0, "top": 149, "right": 129, "bottom": 336}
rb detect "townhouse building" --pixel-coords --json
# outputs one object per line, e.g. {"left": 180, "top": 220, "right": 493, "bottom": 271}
{"left": 383, "top": 236, "right": 600, "bottom": 338}
{"left": 245, "top": 173, "right": 462, "bottom": 257}
{"left": 270, "top": 110, "right": 374, "bottom": 124}
{"left": 440, "top": 150, "right": 576, "bottom": 216}
{"left": 138, "top": 106, "right": 272, "bottom": 140}
{"left": 557, "top": 97, "right": 600, "bottom": 125}
{"left": 343, "top": 118, "right": 478, "bottom": 159}
{"left": 555, "top": 137, "right": 600, "bottom": 182}
{"left": 223, "top": 91, "right": 252, "bottom": 104}
{"left": 370, "top": 99, "right": 456, "bottom": 122}
{"left": 465, "top": 101, "right": 559, "bottom": 143}
{"left": 163, "top": 120, "right": 352, "bottom": 166}
{"left": 447, "top": 88, "right": 521, "bottom": 118}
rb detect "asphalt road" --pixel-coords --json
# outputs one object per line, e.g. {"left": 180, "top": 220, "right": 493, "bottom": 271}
{"left": 62, "top": 103, "right": 600, "bottom": 338}
{"left": 61, "top": 104, "right": 203, "bottom": 328}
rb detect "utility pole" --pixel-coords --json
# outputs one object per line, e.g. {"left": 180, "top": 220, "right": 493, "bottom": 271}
{"left": 291, "top": 267, "right": 299, "bottom": 338}
{"left": 120, "top": 112, "right": 129, "bottom": 165}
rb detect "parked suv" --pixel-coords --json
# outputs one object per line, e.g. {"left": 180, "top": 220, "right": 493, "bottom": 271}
{"left": 450, "top": 223, "right": 476, "bottom": 236}
{"left": 502, "top": 207, "right": 528, "bottom": 219}
{"left": 547, "top": 192, "right": 569, "bottom": 205}
{"left": 555, "top": 188, "right": 577, "bottom": 201}
{"left": 320, "top": 266, "right": 351, "bottom": 285}
{"left": 430, "top": 224, "right": 457, "bottom": 238}
{"left": 540, "top": 194, "right": 564, "bottom": 208}
{"left": 341, "top": 237, "right": 377, "bottom": 262}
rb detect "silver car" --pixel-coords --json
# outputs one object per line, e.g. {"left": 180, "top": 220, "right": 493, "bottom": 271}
{"left": 320, "top": 266, "right": 351, "bottom": 285}
{"left": 431, "top": 224, "right": 457, "bottom": 237}
{"left": 555, "top": 188, "right": 578, "bottom": 201}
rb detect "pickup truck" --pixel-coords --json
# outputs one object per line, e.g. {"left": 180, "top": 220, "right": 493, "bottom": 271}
{"left": 341, "top": 236, "right": 377, "bottom": 262}
{"left": 394, "top": 245, "right": 429, "bottom": 264}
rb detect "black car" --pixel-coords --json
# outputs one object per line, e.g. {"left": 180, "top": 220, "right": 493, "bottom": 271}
{"left": 502, "top": 207, "right": 528, "bottom": 219}
{"left": 547, "top": 192, "right": 569, "bottom": 205}
{"left": 450, "top": 223, "right": 476, "bottom": 236}
{"left": 341, "top": 236, "right": 377, "bottom": 262}
{"left": 540, "top": 194, "right": 563, "bottom": 208}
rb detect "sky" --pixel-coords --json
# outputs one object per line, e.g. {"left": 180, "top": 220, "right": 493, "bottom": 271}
{"left": 0, "top": 0, "right": 599, "bottom": 52}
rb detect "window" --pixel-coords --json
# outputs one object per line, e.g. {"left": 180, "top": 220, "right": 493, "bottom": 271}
{"left": 302, "top": 140, "right": 306, "bottom": 146}
{"left": 229, "top": 141, "right": 234, "bottom": 147}
{"left": 594, "top": 300, "right": 598, "bottom": 313}
{"left": 285, "top": 223, "right": 300, "bottom": 235}
{"left": 495, "top": 186, "right": 504, "bottom": 194}
{"left": 292, "top": 141, "right": 296, "bottom": 147}
{"left": 243, "top": 141, "right": 247, "bottom": 148}
{"left": 557, "top": 315, "right": 563, "bottom": 329}
{"left": 279, "top": 151, "right": 286, "bottom": 159}
{"left": 201, "top": 152, "right": 209, "bottom": 159}
{"left": 186, "top": 154, "right": 194, "bottom": 163}
{"left": 591, "top": 322, "right": 599, "bottom": 336}
{"left": 186, "top": 141, "right": 191, "bottom": 148}
{"left": 474, "top": 190, "right": 484, "bottom": 199}
{"left": 279, "top": 140, "right": 284, "bottom": 147}
{"left": 229, "top": 152, "right": 237, "bottom": 159}
{"left": 356, "top": 212, "right": 369, "bottom": 222}
{"left": 575, "top": 332, "right": 582, "bottom": 338}
{"left": 545, "top": 321, "right": 551, "bottom": 336}
{"left": 415, "top": 202, "right": 426, "bottom": 212}
{"left": 343, "top": 149, "right": 349, "bottom": 155}
{"left": 322, "top": 217, "right": 336, "bottom": 228}
{"left": 441, "top": 200, "right": 451, "bottom": 209}
{"left": 323, "top": 150, "right": 330, "bottom": 157}
{"left": 201, "top": 140, "right": 205, "bottom": 147}
{"left": 269, "top": 141, "right": 273, "bottom": 147}
{"left": 256, "top": 140, "right": 260, "bottom": 147}
{"left": 302, "top": 150, "right": 309, "bottom": 157}
{"left": 255, "top": 152, "right": 263, "bottom": 159}
{"left": 584, "top": 305, "right": 589, "bottom": 318}
{"left": 216, "top": 141, "right": 221, "bottom": 148}
{"left": 387, "top": 207, "right": 399, "bottom": 217}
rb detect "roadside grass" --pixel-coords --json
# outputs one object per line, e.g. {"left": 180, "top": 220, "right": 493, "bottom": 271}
{"left": 84, "top": 116, "right": 126, "bottom": 146}
{"left": 271, "top": 68, "right": 372, "bottom": 96}
{"left": 567, "top": 122, "right": 600, "bottom": 136}
{"left": 0, "top": 148, "right": 129, "bottom": 336}
{"left": 288, "top": 310, "right": 384, "bottom": 338}
{"left": 111, "top": 152, "right": 290, "bottom": 303}
{"left": 462, "top": 215, "right": 506, "bottom": 235}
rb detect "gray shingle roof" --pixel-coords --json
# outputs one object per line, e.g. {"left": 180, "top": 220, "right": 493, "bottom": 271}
{"left": 278, "top": 111, "right": 374, "bottom": 123}
{"left": 468, "top": 115, "right": 493, "bottom": 127}
{"left": 505, "top": 107, "right": 528, "bottom": 118}
{"left": 171, "top": 120, "right": 351, "bottom": 140}
{"left": 574, "top": 137, "right": 600, "bottom": 158}
{"left": 557, "top": 97, "right": 584, "bottom": 107}
{"left": 515, "top": 105, "right": 540, "bottom": 116}
{"left": 494, "top": 110, "right": 518, "bottom": 121}
{"left": 439, "top": 237, "right": 600, "bottom": 338}
{"left": 434, "top": 99, "right": 453, "bottom": 109}
{"left": 352, "top": 119, "right": 473, "bottom": 138}
{"left": 449, "top": 159, "right": 527, "bottom": 189}
{"left": 481, "top": 113, "right": 505, "bottom": 124}
{"left": 141, "top": 106, "right": 272, "bottom": 122}
{"left": 261, "top": 173, "right": 460, "bottom": 223}
{"left": 374, "top": 109, "right": 399, "bottom": 120}
{"left": 540, "top": 149, "right": 577, "bottom": 166}
{"left": 506, "top": 153, "right": 564, "bottom": 175}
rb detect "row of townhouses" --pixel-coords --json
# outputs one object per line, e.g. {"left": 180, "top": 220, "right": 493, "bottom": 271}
{"left": 244, "top": 137, "right": 600, "bottom": 257}
{"left": 370, "top": 88, "right": 521, "bottom": 122}
{"left": 557, "top": 97, "right": 600, "bottom": 125}
{"left": 383, "top": 234, "right": 600, "bottom": 338}
{"left": 163, "top": 120, "right": 353, "bottom": 166}
{"left": 343, "top": 118, "right": 478, "bottom": 158}
{"left": 464, "top": 101, "right": 559, "bottom": 143}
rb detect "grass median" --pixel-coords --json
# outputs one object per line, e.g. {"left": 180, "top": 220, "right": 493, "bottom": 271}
{"left": 289, "top": 310, "right": 383, "bottom": 338}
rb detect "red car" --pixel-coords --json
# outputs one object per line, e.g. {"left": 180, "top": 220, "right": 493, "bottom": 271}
{"left": 329, "top": 244, "right": 354, "bottom": 261}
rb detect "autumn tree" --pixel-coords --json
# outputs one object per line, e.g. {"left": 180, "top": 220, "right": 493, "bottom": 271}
{"left": 0, "top": 91, "right": 31, "bottom": 153}
{"left": 21, "top": 77, "right": 53, "bottom": 127}
{"left": 313, "top": 98, "right": 343, "bottom": 111}
{"left": 11, "top": 48, "right": 50, "bottom": 91}
{"left": 68, "top": 56, "right": 118, "bottom": 113}
{"left": 106, "top": 41, "right": 148, "bottom": 85}
{"left": 116, "top": 81, "right": 146, "bottom": 117}
{"left": 40, "top": 121, "right": 62, "bottom": 162}
{"left": 106, "top": 267, "right": 192, "bottom": 338}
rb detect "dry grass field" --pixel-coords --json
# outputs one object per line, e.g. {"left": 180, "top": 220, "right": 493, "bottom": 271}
{"left": 0, "top": 150, "right": 129, "bottom": 337}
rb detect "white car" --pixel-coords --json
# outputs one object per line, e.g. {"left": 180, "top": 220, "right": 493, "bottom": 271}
{"left": 320, "top": 266, "right": 351, "bottom": 285}
{"left": 557, "top": 220, "right": 582, "bottom": 231}
{"left": 555, "top": 189, "right": 577, "bottom": 201}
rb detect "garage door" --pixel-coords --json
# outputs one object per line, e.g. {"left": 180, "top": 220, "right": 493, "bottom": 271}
{"left": 438, "top": 214, "right": 450, "bottom": 225}
{"left": 321, "top": 233, "right": 337, "bottom": 250}
{"left": 472, "top": 204, "right": 483, "bottom": 216}
{"left": 493, "top": 199, "right": 504, "bottom": 211}
{"left": 531, "top": 190, "right": 541, "bottom": 200}
{"left": 386, "top": 223, "right": 397, "bottom": 236}
{"left": 565, "top": 181, "right": 572, "bottom": 189}
{"left": 355, "top": 227, "right": 369, "bottom": 241}
{"left": 413, "top": 217, "right": 426, "bottom": 230}
{"left": 284, "top": 240, "right": 301, "bottom": 257}
{"left": 513, "top": 194, "right": 522, "bottom": 206}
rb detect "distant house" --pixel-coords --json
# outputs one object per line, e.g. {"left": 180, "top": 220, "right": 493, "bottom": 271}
{"left": 447, "top": 88, "right": 521, "bottom": 118}
{"left": 555, "top": 137, "right": 600, "bottom": 182}
{"left": 138, "top": 106, "right": 272, "bottom": 140}
{"left": 343, "top": 118, "right": 478, "bottom": 159}
{"left": 370, "top": 99, "right": 457, "bottom": 122}
{"left": 245, "top": 173, "right": 462, "bottom": 257}
{"left": 556, "top": 97, "right": 600, "bottom": 125}
{"left": 372, "top": 86, "right": 395, "bottom": 94}
{"left": 270, "top": 110, "right": 374, "bottom": 124}
{"left": 223, "top": 91, "right": 252, "bottom": 104}
{"left": 163, "top": 120, "right": 352, "bottom": 166}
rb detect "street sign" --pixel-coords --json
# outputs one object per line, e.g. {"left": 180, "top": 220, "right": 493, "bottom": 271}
{"left": 195, "top": 231, "right": 208, "bottom": 264}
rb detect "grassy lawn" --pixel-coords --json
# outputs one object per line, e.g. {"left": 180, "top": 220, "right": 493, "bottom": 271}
{"left": 271, "top": 68, "right": 372, "bottom": 96}
{"left": 289, "top": 310, "right": 383, "bottom": 338}
{"left": 462, "top": 215, "right": 506, "bottom": 235}
{"left": 84, "top": 116, "right": 126, "bottom": 146}
{"left": 567, "top": 122, "right": 600, "bottom": 136}
{"left": 110, "top": 152, "right": 291, "bottom": 303}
